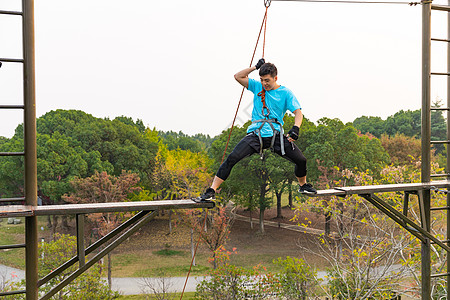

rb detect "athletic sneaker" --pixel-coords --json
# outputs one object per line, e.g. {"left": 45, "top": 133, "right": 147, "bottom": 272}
{"left": 299, "top": 183, "right": 317, "bottom": 195}
{"left": 193, "top": 187, "right": 216, "bottom": 202}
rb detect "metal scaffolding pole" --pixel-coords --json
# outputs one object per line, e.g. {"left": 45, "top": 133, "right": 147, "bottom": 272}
{"left": 447, "top": 0, "right": 450, "bottom": 292}
{"left": 421, "top": 0, "right": 432, "bottom": 298}
{"left": 22, "top": 0, "right": 38, "bottom": 298}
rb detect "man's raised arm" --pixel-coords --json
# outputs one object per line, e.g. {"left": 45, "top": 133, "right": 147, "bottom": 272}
{"left": 234, "top": 58, "right": 265, "bottom": 88}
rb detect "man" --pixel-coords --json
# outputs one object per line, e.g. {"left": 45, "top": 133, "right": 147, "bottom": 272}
{"left": 196, "top": 59, "right": 316, "bottom": 202}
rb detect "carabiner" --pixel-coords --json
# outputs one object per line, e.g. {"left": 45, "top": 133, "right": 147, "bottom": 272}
{"left": 264, "top": 0, "right": 272, "bottom": 7}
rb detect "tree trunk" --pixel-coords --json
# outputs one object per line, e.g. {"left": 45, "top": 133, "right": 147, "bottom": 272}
{"left": 325, "top": 211, "right": 332, "bottom": 236}
{"left": 47, "top": 215, "right": 52, "bottom": 229}
{"left": 249, "top": 210, "right": 253, "bottom": 229}
{"left": 288, "top": 187, "right": 293, "bottom": 209}
{"left": 107, "top": 252, "right": 112, "bottom": 288}
{"left": 61, "top": 215, "right": 70, "bottom": 230}
{"left": 169, "top": 210, "right": 172, "bottom": 234}
{"left": 259, "top": 208, "right": 265, "bottom": 234}
{"left": 276, "top": 190, "right": 283, "bottom": 218}
{"left": 51, "top": 215, "right": 58, "bottom": 240}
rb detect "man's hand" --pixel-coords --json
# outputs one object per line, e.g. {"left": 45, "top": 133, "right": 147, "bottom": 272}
{"left": 287, "top": 125, "right": 300, "bottom": 142}
{"left": 255, "top": 58, "right": 265, "bottom": 70}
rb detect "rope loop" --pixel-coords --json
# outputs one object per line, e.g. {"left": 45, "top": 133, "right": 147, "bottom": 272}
{"left": 264, "top": 0, "right": 272, "bottom": 7}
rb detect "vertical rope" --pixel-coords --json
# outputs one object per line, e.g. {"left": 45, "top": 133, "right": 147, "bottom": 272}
{"left": 220, "top": 7, "right": 269, "bottom": 165}
{"left": 180, "top": 209, "right": 209, "bottom": 299}
{"left": 181, "top": 4, "right": 271, "bottom": 300}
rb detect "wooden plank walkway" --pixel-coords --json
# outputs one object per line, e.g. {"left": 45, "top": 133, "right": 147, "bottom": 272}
{"left": 311, "top": 180, "right": 450, "bottom": 197}
{"left": 0, "top": 200, "right": 214, "bottom": 218}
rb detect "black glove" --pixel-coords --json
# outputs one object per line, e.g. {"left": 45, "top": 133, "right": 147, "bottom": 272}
{"left": 287, "top": 126, "right": 300, "bottom": 140}
{"left": 255, "top": 58, "right": 265, "bottom": 70}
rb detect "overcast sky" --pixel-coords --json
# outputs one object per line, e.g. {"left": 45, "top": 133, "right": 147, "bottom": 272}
{"left": 0, "top": 0, "right": 449, "bottom": 138}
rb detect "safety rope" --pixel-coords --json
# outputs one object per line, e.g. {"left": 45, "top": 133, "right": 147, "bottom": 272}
{"left": 180, "top": 3, "right": 271, "bottom": 299}
{"left": 179, "top": 209, "right": 209, "bottom": 299}
{"left": 220, "top": 1, "right": 271, "bottom": 165}
{"left": 271, "top": 0, "right": 420, "bottom": 4}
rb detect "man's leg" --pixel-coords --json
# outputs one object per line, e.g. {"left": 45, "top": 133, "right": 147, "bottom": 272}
{"left": 275, "top": 137, "right": 316, "bottom": 194}
{"left": 196, "top": 136, "right": 257, "bottom": 201}
{"left": 211, "top": 176, "right": 224, "bottom": 191}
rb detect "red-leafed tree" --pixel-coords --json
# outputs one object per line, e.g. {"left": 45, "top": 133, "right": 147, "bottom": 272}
{"left": 185, "top": 207, "right": 235, "bottom": 269}
{"left": 63, "top": 170, "right": 141, "bottom": 287}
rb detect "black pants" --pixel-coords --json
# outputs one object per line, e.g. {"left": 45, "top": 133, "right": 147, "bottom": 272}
{"left": 216, "top": 132, "right": 307, "bottom": 181}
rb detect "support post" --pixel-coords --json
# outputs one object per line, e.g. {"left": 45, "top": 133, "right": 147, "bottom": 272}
{"left": 23, "top": 0, "right": 38, "bottom": 299}
{"left": 447, "top": 0, "right": 450, "bottom": 292}
{"left": 421, "top": 0, "right": 432, "bottom": 297}
{"left": 76, "top": 214, "right": 85, "bottom": 267}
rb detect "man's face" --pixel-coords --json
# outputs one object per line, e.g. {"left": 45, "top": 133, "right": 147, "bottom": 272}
{"left": 260, "top": 74, "right": 278, "bottom": 91}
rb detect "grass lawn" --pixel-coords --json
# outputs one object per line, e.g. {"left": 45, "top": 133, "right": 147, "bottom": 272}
{"left": 0, "top": 217, "right": 26, "bottom": 268}
{"left": 0, "top": 216, "right": 50, "bottom": 269}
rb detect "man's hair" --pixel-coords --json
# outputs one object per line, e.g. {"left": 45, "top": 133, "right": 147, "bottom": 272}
{"left": 259, "top": 63, "right": 277, "bottom": 77}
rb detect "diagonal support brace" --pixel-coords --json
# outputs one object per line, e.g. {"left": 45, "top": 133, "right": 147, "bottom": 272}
{"left": 40, "top": 210, "right": 157, "bottom": 300}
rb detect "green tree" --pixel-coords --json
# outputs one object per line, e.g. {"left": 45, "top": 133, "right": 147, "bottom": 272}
{"left": 63, "top": 170, "right": 141, "bottom": 287}
{"left": 303, "top": 118, "right": 390, "bottom": 181}
{"left": 353, "top": 116, "right": 385, "bottom": 137}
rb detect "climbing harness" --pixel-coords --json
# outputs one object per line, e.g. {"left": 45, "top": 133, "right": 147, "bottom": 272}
{"left": 252, "top": 89, "right": 286, "bottom": 158}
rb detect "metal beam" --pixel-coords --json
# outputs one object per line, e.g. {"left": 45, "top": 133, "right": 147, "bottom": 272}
{"left": 0, "top": 197, "right": 25, "bottom": 203}
{"left": 422, "top": 0, "right": 432, "bottom": 296}
{"left": 446, "top": 0, "right": 450, "bottom": 292}
{"left": 41, "top": 210, "right": 158, "bottom": 300}
{"left": 0, "top": 105, "right": 25, "bottom": 109}
{"left": 76, "top": 214, "right": 85, "bottom": 267}
{"left": 0, "top": 243, "right": 26, "bottom": 250}
{"left": 34, "top": 199, "right": 215, "bottom": 215}
{"left": 361, "top": 194, "right": 425, "bottom": 242}
{"left": 22, "top": 0, "right": 38, "bottom": 298}
{"left": 0, "top": 10, "right": 23, "bottom": 15}
{"left": 0, "top": 290, "right": 26, "bottom": 297}
{"left": 0, "top": 152, "right": 25, "bottom": 156}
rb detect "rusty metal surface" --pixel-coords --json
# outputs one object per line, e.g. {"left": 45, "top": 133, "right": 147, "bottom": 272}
{"left": 0, "top": 205, "right": 34, "bottom": 217}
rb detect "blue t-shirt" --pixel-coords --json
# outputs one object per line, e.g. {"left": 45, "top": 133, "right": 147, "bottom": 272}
{"left": 247, "top": 78, "right": 302, "bottom": 137}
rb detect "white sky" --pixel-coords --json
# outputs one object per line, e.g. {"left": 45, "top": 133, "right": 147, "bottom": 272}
{"left": 0, "top": 0, "right": 449, "bottom": 138}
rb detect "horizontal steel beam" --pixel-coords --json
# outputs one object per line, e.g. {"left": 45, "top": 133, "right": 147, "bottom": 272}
{"left": 431, "top": 4, "right": 450, "bottom": 11}
{"left": 0, "top": 205, "right": 33, "bottom": 217}
{"left": 431, "top": 140, "right": 450, "bottom": 144}
{"left": 0, "top": 152, "right": 25, "bottom": 156}
{"left": 0, "top": 197, "right": 25, "bottom": 203}
{"left": 34, "top": 199, "right": 215, "bottom": 215}
{"left": 431, "top": 106, "right": 450, "bottom": 110}
{"left": 0, "top": 58, "right": 24, "bottom": 63}
{"left": 431, "top": 72, "right": 450, "bottom": 76}
{"left": 431, "top": 173, "right": 450, "bottom": 178}
{"left": 431, "top": 272, "right": 450, "bottom": 278}
{"left": 0, "top": 243, "right": 26, "bottom": 250}
{"left": 0, "top": 10, "right": 22, "bottom": 16}
{"left": 431, "top": 38, "right": 450, "bottom": 43}
{"left": 0, "top": 105, "right": 25, "bottom": 109}
{"left": 430, "top": 206, "right": 450, "bottom": 211}
{"left": 0, "top": 290, "right": 26, "bottom": 296}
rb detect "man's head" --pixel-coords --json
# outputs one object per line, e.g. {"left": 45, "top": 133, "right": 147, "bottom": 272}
{"left": 259, "top": 62, "right": 279, "bottom": 91}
